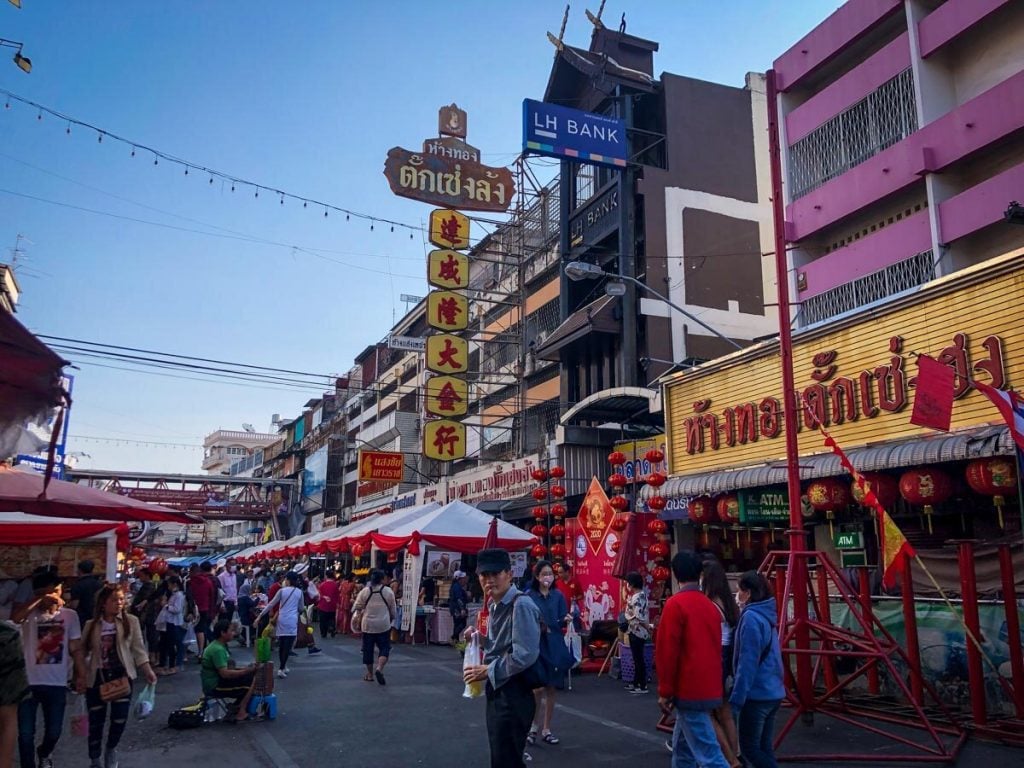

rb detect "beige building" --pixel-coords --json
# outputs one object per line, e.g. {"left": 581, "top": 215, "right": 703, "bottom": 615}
{"left": 201, "top": 428, "right": 278, "bottom": 475}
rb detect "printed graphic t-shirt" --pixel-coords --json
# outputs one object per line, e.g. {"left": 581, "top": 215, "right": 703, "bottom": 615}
{"left": 22, "top": 606, "right": 82, "bottom": 687}
{"left": 99, "top": 620, "right": 124, "bottom": 674}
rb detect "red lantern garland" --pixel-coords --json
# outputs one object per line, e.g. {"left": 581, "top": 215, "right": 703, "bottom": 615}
{"left": 611, "top": 515, "right": 629, "bottom": 532}
{"left": 644, "top": 448, "right": 665, "bottom": 464}
{"left": 550, "top": 485, "right": 566, "bottom": 499}
{"left": 608, "top": 451, "right": 627, "bottom": 466}
{"left": 608, "top": 473, "right": 628, "bottom": 489}
{"left": 647, "top": 495, "right": 666, "bottom": 511}
{"left": 550, "top": 504, "right": 567, "bottom": 518}
{"left": 716, "top": 494, "right": 741, "bottom": 524}
{"left": 609, "top": 495, "right": 629, "bottom": 511}
{"left": 645, "top": 472, "right": 667, "bottom": 488}
{"left": 149, "top": 557, "right": 168, "bottom": 576}
{"left": 550, "top": 543, "right": 566, "bottom": 559}
{"left": 351, "top": 544, "right": 365, "bottom": 559}
{"left": 648, "top": 542, "right": 670, "bottom": 560}
{"left": 806, "top": 478, "right": 851, "bottom": 536}
{"left": 651, "top": 565, "right": 671, "bottom": 583}
{"left": 899, "top": 467, "right": 953, "bottom": 534}
{"left": 647, "top": 518, "right": 668, "bottom": 535}
{"left": 688, "top": 496, "right": 714, "bottom": 524}
{"left": 550, "top": 524, "right": 566, "bottom": 538}
{"left": 532, "top": 506, "right": 547, "bottom": 520}
{"left": 532, "top": 487, "right": 547, "bottom": 501}
{"left": 530, "top": 524, "right": 548, "bottom": 537}
{"left": 965, "top": 457, "right": 1018, "bottom": 529}
{"left": 531, "top": 543, "right": 548, "bottom": 558}
{"left": 531, "top": 468, "right": 548, "bottom": 482}
{"left": 549, "top": 466, "right": 565, "bottom": 479}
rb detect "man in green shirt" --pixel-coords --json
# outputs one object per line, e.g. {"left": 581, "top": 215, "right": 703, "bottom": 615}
{"left": 201, "top": 620, "right": 256, "bottom": 721}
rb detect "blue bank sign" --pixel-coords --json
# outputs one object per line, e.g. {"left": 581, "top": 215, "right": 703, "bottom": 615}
{"left": 522, "top": 99, "right": 627, "bottom": 168}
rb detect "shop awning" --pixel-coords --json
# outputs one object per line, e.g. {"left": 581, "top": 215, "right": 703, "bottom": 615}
{"left": 535, "top": 295, "right": 619, "bottom": 362}
{"left": 559, "top": 386, "right": 662, "bottom": 428}
{"left": 648, "top": 427, "right": 1013, "bottom": 499}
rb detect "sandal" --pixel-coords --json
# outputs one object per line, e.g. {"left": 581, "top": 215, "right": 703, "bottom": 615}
{"left": 526, "top": 729, "right": 537, "bottom": 746}
{"left": 542, "top": 731, "right": 560, "bottom": 745}
{"left": 363, "top": 672, "right": 374, "bottom": 682}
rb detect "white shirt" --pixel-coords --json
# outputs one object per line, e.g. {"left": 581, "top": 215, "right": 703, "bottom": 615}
{"left": 218, "top": 570, "right": 238, "bottom": 602}
{"left": 21, "top": 606, "right": 81, "bottom": 687}
{"left": 265, "top": 586, "right": 303, "bottom": 638}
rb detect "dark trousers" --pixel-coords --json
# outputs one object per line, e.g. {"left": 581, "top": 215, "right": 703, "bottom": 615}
{"left": 221, "top": 600, "right": 237, "bottom": 621}
{"left": 452, "top": 614, "right": 468, "bottom": 643}
{"left": 485, "top": 677, "right": 536, "bottom": 768}
{"left": 86, "top": 678, "right": 132, "bottom": 761}
{"left": 160, "top": 624, "right": 186, "bottom": 668}
{"left": 319, "top": 609, "right": 336, "bottom": 638}
{"left": 737, "top": 698, "right": 781, "bottom": 768}
{"left": 278, "top": 635, "right": 296, "bottom": 670}
{"left": 17, "top": 685, "right": 66, "bottom": 767}
{"left": 628, "top": 633, "right": 648, "bottom": 689}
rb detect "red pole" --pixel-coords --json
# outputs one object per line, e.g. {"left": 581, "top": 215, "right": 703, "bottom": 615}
{"left": 957, "top": 541, "right": 987, "bottom": 726}
{"left": 766, "top": 67, "right": 814, "bottom": 713}
{"left": 998, "top": 543, "right": 1024, "bottom": 718}
{"left": 899, "top": 552, "right": 923, "bottom": 704}
{"left": 858, "top": 568, "right": 880, "bottom": 695}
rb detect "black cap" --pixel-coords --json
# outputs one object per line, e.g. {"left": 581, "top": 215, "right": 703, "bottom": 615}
{"left": 476, "top": 548, "right": 511, "bottom": 574}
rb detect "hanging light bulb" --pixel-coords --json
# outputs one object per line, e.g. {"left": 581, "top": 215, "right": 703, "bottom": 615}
{"left": 209, "top": 176, "right": 214, "bottom": 184}
{"left": 130, "top": 147, "right": 135, "bottom": 157}
{"left": 66, "top": 122, "right": 71, "bottom": 134}
{"left": 184, "top": 166, "right": 188, "bottom": 175}
{"left": 324, "top": 208, "right": 328, "bottom": 218}
{"left": 280, "top": 195, "right": 284, "bottom": 205}
{"left": 36, "top": 109, "right": 41, "bottom": 120}
{"left": 97, "top": 132, "right": 103, "bottom": 143}
{"left": 390, "top": 225, "right": 394, "bottom": 232}
{"left": 345, "top": 213, "right": 350, "bottom": 221}
{"left": 303, "top": 201, "right": 307, "bottom": 208}
{"left": 254, "top": 187, "right": 259, "bottom": 198}
{"left": 153, "top": 154, "right": 158, "bottom": 166}
{"left": 370, "top": 223, "right": 374, "bottom": 231}
{"left": 230, "top": 183, "right": 235, "bottom": 192}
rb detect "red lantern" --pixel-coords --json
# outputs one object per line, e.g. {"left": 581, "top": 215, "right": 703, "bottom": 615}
{"left": 550, "top": 524, "right": 566, "bottom": 539}
{"left": 899, "top": 467, "right": 953, "bottom": 534}
{"left": 851, "top": 473, "right": 899, "bottom": 508}
{"left": 807, "top": 477, "right": 851, "bottom": 536}
{"left": 130, "top": 547, "right": 145, "bottom": 561}
{"left": 608, "top": 473, "right": 628, "bottom": 489}
{"left": 608, "top": 451, "right": 627, "bottom": 466}
{"left": 550, "top": 504, "right": 567, "bottom": 518}
{"left": 532, "top": 487, "right": 548, "bottom": 501}
{"left": 652, "top": 565, "right": 671, "bottom": 583}
{"left": 531, "top": 468, "right": 549, "bottom": 482}
{"left": 550, "top": 543, "right": 566, "bottom": 558}
{"left": 387, "top": 551, "right": 398, "bottom": 563}
{"left": 647, "top": 496, "right": 666, "bottom": 511}
{"left": 531, "top": 544, "right": 548, "bottom": 558}
{"left": 644, "top": 448, "right": 665, "bottom": 464}
{"left": 716, "top": 494, "right": 740, "bottom": 524}
{"left": 149, "top": 557, "right": 168, "bottom": 576}
{"left": 530, "top": 524, "right": 548, "bottom": 537}
{"left": 549, "top": 466, "right": 566, "bottom": 479}
{"left": 532, "top": 506, "right": 547, "bottom": 520}
{"left": 609, "top": 495, "right": 629, "bottom": 511}
{"left": 647, "top": 519, "right": 668, "bottom": 535}
{"left": 610, "top": 540, "right": 621, "bottom": 553}
{"left": 351, "top": 543, "right": 365, "bottom": 558}
{"left": 611, "top": 515, "right": 629, "bottom": 532}
{"left": 965, "top": 458, "right": 1018, "bottom": 529}
{"left": 550, "top": 485, "right": 566, "bottom": 499}
{"left": 688, "top": 496, "right": 714, "bottom": 524}
{"left": 645, "top": 472, "right": 667, "bottom": 488}
{"left": 648, "top": 542, "right": 670, "bottom": 560}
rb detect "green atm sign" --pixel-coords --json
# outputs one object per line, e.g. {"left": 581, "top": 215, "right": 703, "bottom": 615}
{"left": 834, "top": 531, "right": 864, "bottom": 550}
{"left": 738, "top": 488, "right": 789, "bottom": 523}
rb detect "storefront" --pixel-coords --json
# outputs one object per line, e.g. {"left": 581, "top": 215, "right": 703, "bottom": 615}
{"left": 659, "top": 252, "right": 1023, "bottom": 580}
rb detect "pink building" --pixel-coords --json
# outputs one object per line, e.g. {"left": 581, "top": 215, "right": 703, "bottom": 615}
{"left": 774, "top": 0, "right": 1024, "bottom": 326}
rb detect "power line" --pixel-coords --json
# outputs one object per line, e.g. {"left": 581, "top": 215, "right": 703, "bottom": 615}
{"left": 68, "top": 434, "right": 202, "bottom": 449}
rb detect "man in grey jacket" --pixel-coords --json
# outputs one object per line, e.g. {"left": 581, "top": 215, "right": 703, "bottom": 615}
{"left": 463, "top": 549, "right": 541, "bottom": 768}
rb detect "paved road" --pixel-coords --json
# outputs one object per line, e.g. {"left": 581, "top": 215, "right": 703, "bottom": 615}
{"left": 45, "top": 633, "right": 1021, "bottom": 767}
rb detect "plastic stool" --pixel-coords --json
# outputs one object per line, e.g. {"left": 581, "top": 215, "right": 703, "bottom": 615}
{"left": 247, "top": 693, "right": 278, "bottom": 720}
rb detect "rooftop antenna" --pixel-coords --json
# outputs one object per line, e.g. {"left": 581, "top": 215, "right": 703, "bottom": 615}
{"left": 8, "top": 233, "right": 31, "bottom": 269}
{"left": 619, "top": 12, "right": 627, "bottom": 34}
{"left": 546, "top": 4, "right": 570, "bottom": 52}
{"left": 585, "top": 0, "right": 606, "bottom": 29}
{"left": 242, "top": 423, "right": 255, "bottom": 433}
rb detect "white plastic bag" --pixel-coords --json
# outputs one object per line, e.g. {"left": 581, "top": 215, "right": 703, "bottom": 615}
{"left": 134, "top": 683, "right": 156, "bottom": 720}
{"left": 462, "top": 632, "right": 484, "bottom": 699}
{"left": 565, "top": 623, "right": 582, "bottom": 666}
{"left": 183, "top": 623, "right": 198, "bottom": 656}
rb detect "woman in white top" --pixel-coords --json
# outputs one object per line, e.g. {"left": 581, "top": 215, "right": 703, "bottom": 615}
{"left": 256, "top": 572, "right": 316, "bottom": 678}
{"left": 702, "top": 558, "right": 742, "bottom": 768}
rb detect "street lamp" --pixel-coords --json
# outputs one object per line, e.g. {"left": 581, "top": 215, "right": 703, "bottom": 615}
{"left": 563, "top": 260, "right": 743, "bottom": 350}
{"left": 1006, "top": 201, "right": 1024, "bottom": 225}
{"left": 0, "top": 40, "right": 31, "bottom": 73}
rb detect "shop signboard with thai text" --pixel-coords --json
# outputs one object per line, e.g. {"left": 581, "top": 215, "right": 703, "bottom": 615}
{"left": 565, "top": 477, "right": 621, "bottom": 631}
{"left": 357, "top": 449, "right": 405, "bottom": 482}
{"left": 663, "top": 256, "right": 1023, "bottom": 474}
{"left": 738, "top": 487, "right": 789, "bottom": 523}
{"left": 523, "top": 99, "right": 628, "bottom": 168}
{"left": 612, "top": 434, "right": 668, "bottom": 482}
{"left": 446, "top": 454, "right": 540, "bottom": 505}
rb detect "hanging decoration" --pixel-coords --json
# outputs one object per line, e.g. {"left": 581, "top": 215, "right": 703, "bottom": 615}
{"left": 899, "top": 467, "right": 953, "bottom": 534}
{"left": 647, "top": 495, "right": 666, "bottom": 511}
{"left": 611, "top": 515, "right": 628, "bottom": 532}
{"left": 609, "top": 495, "right": 629, "bottom": 511}
{"left": 806, "top": 478, "right": 851, "bottom": 537}
{"left": 532, "top": 506, "right": 547, "bottom": 520}
{"left": 608, "top": 473, "right": 628, "bottom": 489}
{"left": 531, "top": 469, "right": 548, "bottom": 482}
{"left": 644, "top": 448, "right": 665, "bottom": 464}
{"left": 965, "top": 457, "right": 1018, "bottom": 529}
{"left": 851, "top": 473, "right": 899, "bottom": 511}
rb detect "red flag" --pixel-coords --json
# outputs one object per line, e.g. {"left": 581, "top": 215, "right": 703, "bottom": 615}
{"left": 910, "top": 355, "right": 954, "bottom": 432}
{"left": 974, "top": 380, "right": 1024, "bottom": 453}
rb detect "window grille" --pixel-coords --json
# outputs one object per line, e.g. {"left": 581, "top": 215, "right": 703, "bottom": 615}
{"left": 789, "top": 69, "right": 917, "bottom": 200}
{"left": 801, "top": 250, "right": 935, "bottom": 326}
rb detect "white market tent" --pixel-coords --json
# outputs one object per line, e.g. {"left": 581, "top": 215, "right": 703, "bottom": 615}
{"left": 371, "top": 500, "right": 536, "bottom": 555}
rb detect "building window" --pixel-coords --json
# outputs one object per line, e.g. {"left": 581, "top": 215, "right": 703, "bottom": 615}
{"left": 800, "top": 250, "right": 935, "bottom": 326}
{"left": 788, "top": 69, "right": 918, "bottom": 200}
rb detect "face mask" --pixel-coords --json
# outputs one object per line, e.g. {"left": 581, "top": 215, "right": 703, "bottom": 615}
{"left": 228, "top": 565, "right": 236, "bottom": 573}
{"left": 540, "top": 576, "right": 555, "bottom": 587}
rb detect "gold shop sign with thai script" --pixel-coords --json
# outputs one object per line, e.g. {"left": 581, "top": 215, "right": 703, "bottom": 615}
{"left": 663, "top": 254, "right": 1024, "bottom": 474}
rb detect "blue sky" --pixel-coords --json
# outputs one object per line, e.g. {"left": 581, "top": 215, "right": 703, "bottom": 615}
{"left": 1, "top": 1, "right": 841, "bottom": 473}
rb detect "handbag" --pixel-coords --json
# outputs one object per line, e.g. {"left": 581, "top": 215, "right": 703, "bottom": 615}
{"left": 99, "top": 674, "right": 131, "bottom": 702}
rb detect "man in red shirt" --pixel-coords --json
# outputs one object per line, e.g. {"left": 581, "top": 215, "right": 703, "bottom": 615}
{"left": 554, "top": 564, "right": 581, "bottom": 612}
{"left": 316, "top": 571, "right": 340, "bottom": 638}
{"left": 655, "top": 551, "right": 729, "bottom": 768}
{"left": 189, "top": 562, "right": 217, "bottom": 659}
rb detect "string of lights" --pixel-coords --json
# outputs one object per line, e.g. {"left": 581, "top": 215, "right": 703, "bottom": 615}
{"left": 68, "top": 434, "right": 202, "bottom": 449}
{"left": 0, "top": 87, "right": 515, "bottom": 239}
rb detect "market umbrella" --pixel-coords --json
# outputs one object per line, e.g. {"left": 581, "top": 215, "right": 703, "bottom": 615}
{"left": 482, "top": 515, "right": 499, "bottom": 549}
{"left": 611, "top": 512, "right": 646, "bottom": 579}
{"left": 0, "top": 465, "right": 197, "bottom": 523}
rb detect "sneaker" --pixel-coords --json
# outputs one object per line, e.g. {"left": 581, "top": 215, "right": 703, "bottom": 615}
{"left": 277, "top": 669, "right": 288, "bottom": 679}
{"left": 105, "top": 747, "right": 119, "bottom": 768}
{"left": 39, "top": 759, "right": 54, "bottom": 768}
{"left": 523, "top": 751, "right": 533, "bottom": 763}
{"left": 526, "top": 728, "right": 537, "bottom": 746}
{"left": 308, "top": 647, "right": 322, "bottom": 655}
{"left": 623, "top": 684, "right": 636, "bottom": 691}
{"left": 629, "top": 687, "right": 650, "bottom": 695}
{"left": 665, "top": 739, "right": 673, "bottom": 753}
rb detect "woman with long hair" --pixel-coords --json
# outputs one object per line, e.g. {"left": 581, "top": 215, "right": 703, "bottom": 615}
{"left": 156, "top": 575, "right": 185, "bottom": 676}
{"left": 702, "top": 559, "right": 742, "bottom": 768}
{"left": 730, "top": 571, "right": 785, "bottom": 768}
{"left": 525, "top": 560, "right": 571, "bottom": 748}
{"left": 81, "top": 584, "right": 157, "bottom": 768}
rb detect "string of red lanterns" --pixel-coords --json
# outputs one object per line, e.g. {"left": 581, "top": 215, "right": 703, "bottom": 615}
{"left": 530, "top": 463, "right": 566, "bottom": 562}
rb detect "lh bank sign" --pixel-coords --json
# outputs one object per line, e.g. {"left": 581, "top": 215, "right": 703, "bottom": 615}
{"left": 523, "top": 99, "right": 627, "bottom": 168}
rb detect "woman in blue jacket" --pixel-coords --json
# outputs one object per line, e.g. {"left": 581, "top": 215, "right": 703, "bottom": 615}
{"left": 525, "top": 560, "right": 571, "bottom": 748}
{"left": 730, "top": 571, "right": 785, "bottom": 768}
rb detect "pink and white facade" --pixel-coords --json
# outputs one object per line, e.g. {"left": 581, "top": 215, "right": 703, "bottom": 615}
{"left": 774, "top": 0, "right": 1024, "bottom": 326}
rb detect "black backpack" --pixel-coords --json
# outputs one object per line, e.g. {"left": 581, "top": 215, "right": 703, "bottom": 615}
{"left": 167, "top": 705, "right": 204, "bottom": 730}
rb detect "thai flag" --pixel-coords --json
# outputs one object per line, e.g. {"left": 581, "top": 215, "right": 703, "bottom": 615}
{"left": 974, "top": 380, "right": 1024, "bottom": 453}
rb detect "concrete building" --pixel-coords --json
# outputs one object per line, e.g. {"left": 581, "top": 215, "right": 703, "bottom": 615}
{"left": 0, "top": 263, "right": 20, "bottom": 314}
{"left": 774, "top": 0, "right": 1024, "bottom": 327}
{"left": 201, "top": 428, "right": 278, "bottom": 475}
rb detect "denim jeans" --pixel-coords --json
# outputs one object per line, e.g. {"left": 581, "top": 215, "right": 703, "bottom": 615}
{"left": 17, "top": 685, "right": 67, "bottom": 767}
{"left": 86, "top": 678, "right": 133, "bottom": 761}
{"left": 737, "top": 699, "right": 781, "bottom": 768}
{"left": 671, "top": 707, "right": 730, "bottom": 768}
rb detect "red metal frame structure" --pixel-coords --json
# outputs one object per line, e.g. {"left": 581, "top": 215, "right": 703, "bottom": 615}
{"left": 764, "top": 69, "right": 966, "bottom": 761}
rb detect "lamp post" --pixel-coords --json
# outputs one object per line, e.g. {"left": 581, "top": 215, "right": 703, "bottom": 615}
{"left": 563, "top": 260, "right": 743, "bottom": 350}
{"left": 0, "top": 39, "right": 31, "bottom": 73}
